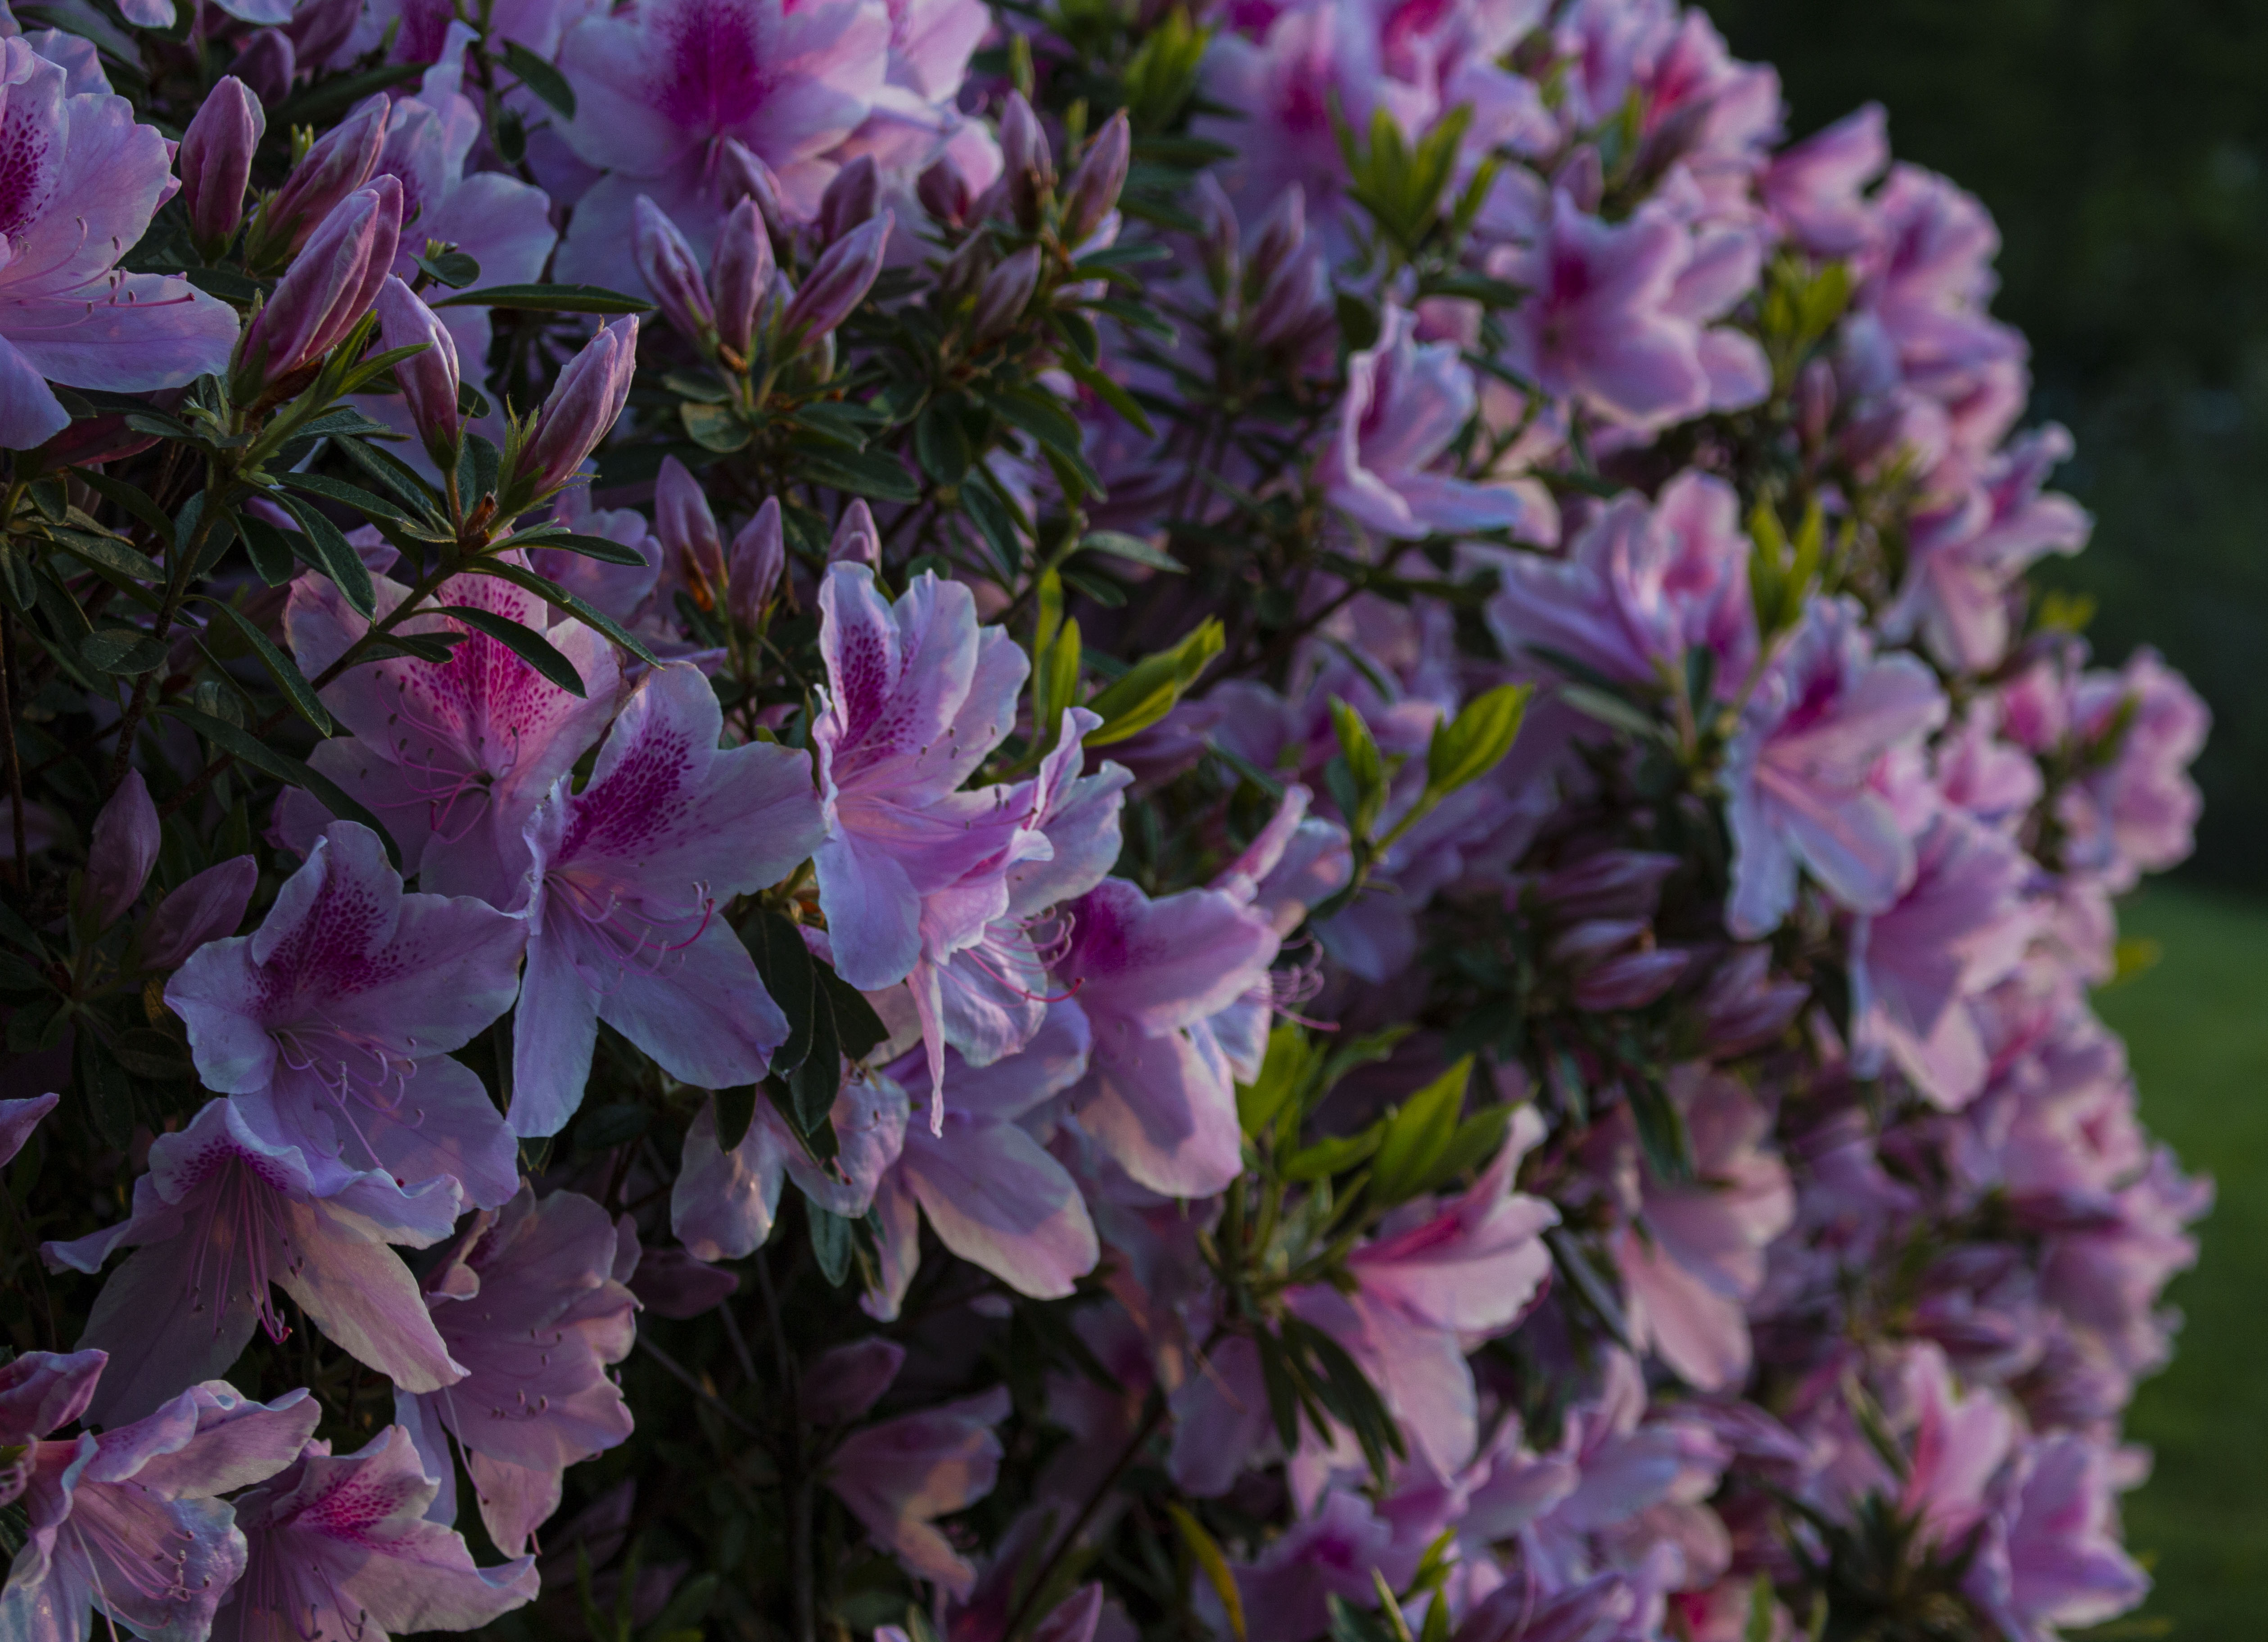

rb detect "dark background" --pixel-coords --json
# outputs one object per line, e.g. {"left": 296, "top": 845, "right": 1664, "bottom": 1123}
{"left": 1709, "top": 0, "right": 2268, "bottom": 888}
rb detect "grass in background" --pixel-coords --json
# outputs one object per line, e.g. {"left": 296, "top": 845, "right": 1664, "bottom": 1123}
{"left": 2092, "top": 885, "right": 2268, "bottom": 1633}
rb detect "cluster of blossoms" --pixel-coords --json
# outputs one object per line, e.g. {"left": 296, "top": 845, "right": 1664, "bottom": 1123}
{"left": 0, "top": 0, "right": 2211, "bottom": 1637}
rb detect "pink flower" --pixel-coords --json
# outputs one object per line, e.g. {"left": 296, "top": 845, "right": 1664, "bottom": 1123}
{"left": 2058, "top": 649, "right": 2207, "bottom": 890}
{"left": 1723, "top": 596, "right": 1946, "bottom": 937}
{"left": 553, "top": 0, "right": 894, "bottom": 292}
{"left": 166, "top": 821, "right": 528, "bottom": 1213}
{"left": 670, "top": 1070, "right": 907, "bottom": 1260}
{"left": 513, "top": 662, "right": 825, "bottom": 1135}
{"left": 1760, "top": 104, "right": 1887, "bottom": 257}
{"left": 45, "top": 1098, "right": 465, "bottom": 1429}
{"left": 1324, "top": 303, "right": 1525, "bottom": 541}
{"left": 212, "top": 1425, "right": 539, "bottom": 1642}
{"left": 1493, "top": 191, "right": 1711, "bottom": 429}
{"left": 825, "top": 1389, "right": 1011, "bottom": 1599}
{"left": 400, "top": 1186, "right": 639, "bottom": 1554}
{"left": 0, "top": 39, "right": 243, "bottom": 448}
{"left": 1225, "top": 1490, "right": 1399, "bottom": 1642}
{"left": 1965, "top": 1431, "right": 2151, "bottom": 1641}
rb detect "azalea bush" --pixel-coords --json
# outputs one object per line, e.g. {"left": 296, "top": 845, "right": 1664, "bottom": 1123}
{"left": 0, "top": 0, "right": 2214, "bottom": 1637}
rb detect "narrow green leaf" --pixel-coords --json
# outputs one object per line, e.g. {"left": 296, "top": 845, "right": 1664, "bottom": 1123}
{"left": 435, "top": 605, "right": 588, "bottom": 697}
{"left": 273, "top": 491, "right": 375, "bottom": 616}
{"left": 465, "top": 558, "right": 661, "bottom": 665}
{"left": 162, "top": 704, "right": 401, "bottom": 866}
{"left": 436, "top": 284, "right": 653, "bottom": 314}
{"left": 194, "top": 597, "right": 333, "bottom": 734}
{"left": 1367, "top": 1057, "right": 1470, "bottom": 1207}
{"left": 1167, "top": 1505, "right": 1246, "bottom": 1642}
{"left": 1077, "top": 530, "right": 1182, "bottom": 573}
{"left": 1424, "top": 683, "right": 1529, "bottom": 797}
{"left": 502, "top": 39, "right": 577, "bottom": 116}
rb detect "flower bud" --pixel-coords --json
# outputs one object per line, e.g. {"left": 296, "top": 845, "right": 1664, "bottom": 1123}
{"left": 240, "top": 176, "right": 403, "bottom": 392}
{"left": 84, "top": 769, "right": 158, "bottom": 931}
{"left": 816, "top": 154, "right": 879, "bottom": 247}
{"left": 285, "top": 0, "right": 361, "bottom": 69}
{"left": 515, "top": 315, "right": 641, "bottom": 504}
{"left": 656, "top": 455, "right": 726, "bottom": 608}
{"left": 1547, "top": 917, "right": 1648, "bottom": 969}
{"left": 710, "top": 196, "right": 773, "bottom": 361}
{"left": 375, "top": 275, "right": 461, "bottom": 460}
{"left": 633, "top": 195, "right": 716, "bottom": 346}
{"left": 142, "top": 855, "right": 258, "bottom": 970}
{"left": 227, "top": 29, "right": 296, "bottom": 108}
{"left": 1535, "top": 850, "right": 1679, "bottom": 920}
{"left": 827, "top": 499, "right": 879, "bottom": 568}
{"left": 1796, "top": 357, "right": 1837, "bottom": 448}
{"left": 1246, "top": 240, "right": 1332, "bottom": 353}
{"left": 999, "top": 93, "right": 1053, "bottom": 228}
{"left": 32, "top": 415, "right": 160, "bottom": 470}
{"left": 969, "top": 244, "right": 1041, "bottom": 344}
{"left": 781, "top": 210, "right": 892, "bottom": 344}
{"left": 1245, "top": 186, "right": 1305, "bottom": 293}
{"left": 715, "top": 138, "right": 787, "bottom": 237}
{"left": 727, "top": 496, "right": 784, "bottom": 628}
{"left": 917, "top": 151, "right": 973, "bottom": 229}
{"left": 257, "top": 93, "right": 389, "bottom": 260}
{"left": 1572, "top": 948, "right": 1689, "bottom": 1011}
{"left": 179, "top": 77, "right": 266, "bottom": 254}
{"left": 1061, "top": 110, "right": 1129, "bottom": 244}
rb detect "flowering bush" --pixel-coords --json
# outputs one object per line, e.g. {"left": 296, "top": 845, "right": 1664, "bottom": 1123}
{"left": 0, "top": 0, "right": 2212, "bottom": 1637}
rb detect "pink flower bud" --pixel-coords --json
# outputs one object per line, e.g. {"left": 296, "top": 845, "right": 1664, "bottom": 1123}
{"left": 179, "top": 77, "right": 265, "bottom": 253}
{"left": 1535, "top": 850, "right": 1679, "bottom": 920}
{"left": 1246, "top": 241, "right": 1332, "bottom": 352}
{"left": 827, "top": 499, "right": 879, "bottom": 568}
{"left": 917, "top": 152, "right": 973, "bottom": 229}
{"left": 816, "top": 154, "right": 879, "bottom": 246}
{"left": 241, "top": 176, "right": 403, "bottom": 391}
{"left": 515, "top": 315, "right": 641, "bottom": 504}
{"left": 285, "top": 0, "right": 361, "bottom": 68}
{"left": 656, "top": 455, "right": 726, "bottom": 607}
{"left": 710, "top": 197, "right": 773, "bottom": 360}
{"left": 1547, "top": 917, "right": 1647, "bottom": 969}
{"left": 227, "top": 29, "right": 295, "bottom": 108}
{"left": 1193, "top": 172, "right": 1240, "bottom": 294}
{"left": 142, "top": 855, "right": 258, "bottom": 970}
{"left": 716, "top": 138, "right": 787, "bottom": 237}
{"left": 84, "top": 769, "right": 158, "bottom": 930}
{"left": 999, "top": 93, "right": 1053, "bottom": 228}
{"left": 1572, "top": 948, "right": 1689, "bottom": 1011}
{"left": 1061, "top": 110, "right": 1129, "bottom": 244}
{"left": 781, "top": 210, "right": 892, "bottom": 344}
{"left": 969, "top": 244, "right": 1040, "bottom": 344}
{"left": 375, "top": 275, "right": 461, "bottom": 459}
{"left": 727, "top": 496, "right": 784, "bottom": 627}
{"left": 259, "top": 93, "right": 389, "bottom": 259}
{"left": 1245, "top": 186, "right": 1305, "bottom": 292}
{"left": 633, "top": 195, "right": 716, "bottom": 346}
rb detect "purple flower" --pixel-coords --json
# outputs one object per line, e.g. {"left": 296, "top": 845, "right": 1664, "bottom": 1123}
{"left": 211, "top": 1425, "right": 538, "bottom": 1642}
{"left": 813, "top": 564, "right": 1030, "bottom": 992}
{"left": 2057, "top": 649, "right": 2208, "bottom": 891}
{"left": 286, "top": 563, "right": 623, "bottom": 906}
{"left": 1225, "top": 1491, "right": 1398, "bottom": 1642}
{"left": 45, "top": 1097, "right": 465, "bottom": 1429}
{"left": 0, "top": 1092, "right": 57, "bottom": 1169}
{"left": 399, "top": 1185, "right": 638, "bottom": 1554}
{"left": 1053, "top": 877, "right": 1279, "bottom": 1198}
{"left": 143, "top": 857, "right": 260, "bottom": 973}
{"left": 1723, "top": 596, "right": 1946, "bottom": 938}
{"left": 1492, "top": 191, "right": 1711, "bottom": 429}
{"left": 239, "top": 178, "right": 404, "bottom": 393}
{"left": 1324, "top": 303, "right": 1525, "bottom": 541}
{"left": 0, "top": 1356, "right": 319, "bottom": 1642}
{"left": 1761, "top": 104, "right": 1888, "bottom": 258}
{"left": 510, "top": 316, "right": 642, "bottom": 506}
{"left": 553, "top": 0, "right": 893, "bottom": 292}
{"left": 781, "top": 210, "right": 894, "bottom": 343}
{"left": 671, "top": 1070, "right": 906, "bottom": 1260}
{"left": 1488, "top": 471, "right": 1755, "bottom": 693}
{"left": 867, "top": 1001, "right": 1097, "bottom": 1316}
{"left": 375, "top": 275, "right": 461, "bottom": 459}
{"left": 0, "top": 39, "right": 242, "bottom": 449}
{"left": 512, "top": 662, "right": 825, "bottom": 1136}
{"left": 179, "top": 76, "right": 266, "bottom": 253}
{"left": 824, "top": 1389, "right": 1010, "bottom": 1599}
{"left": 1965, "top": 1430, "right": 2150, "bottom": 1641}
{"left": 166, "top": 821, "right": 527, "bottom": 1213}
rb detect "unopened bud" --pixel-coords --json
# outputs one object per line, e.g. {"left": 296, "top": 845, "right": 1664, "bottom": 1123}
{"left": 257, "top": 93, "right": 389, "bottom": 261}
{"left": 285, "top": 0, "right": 361, "bottom": 70}
{"left": 179, "top": 77, "right": 266, "bottom": 255}
{"left": 710, "top": 196, "right": 773, "bottom": 360}
{"left": 970, "top": 244, "right": 1041, "bottom": 345}
{"left": 727, "top": 496, "right": 785, "bottom": 628}
{"left": 1246, "top": 186, "right": 1306, "bottom": 292}
{"left": 816, "top": 154, "right": 879, "bottom": 246}
{"left": 84, "top": 770, "right": 158, "bottom": 931}
{"left": 1546, "top": 917, "right": 1647, "bottom": 969}
{"left": 716, "top": 139, "right": 787, "bottom": 238}
{"left": 240, "top": 177, "right": 403, "bottom": 392}
{"left": 781, "top": 210, "right": 892, "bottom": 344}
{"left": 633, "top": 195, "right": 716, "bottom": 346}
{"left": 1061, "top": 110, "right": 1129, "bottom": 244}
{"left": 999, "top": 92, "right": 1053, "bottom": 228}
{"left": 1247, "top": 240, "right": 1331, "bottom": 352}
{"left": 227, "top": 29, "right": 296, "bottom": 107}
{"left": 143, "top": 855, "right": 258, "bottom": 970}
{"left": 917, "top": 151, "right": 974, "bottom": 229}
{"left": 1572, "top": 948, "right": 1689, "bottom": 1012}
{"left": 375, "top": 275, "right": 461, "bottom": 460}
{"left": 1796, "top": 357, "right": 1837, "bottom": 448}
{"left": 656, "top": 456, "right": 726, "bottom": 608}
{"left": 514, "top": 315, "right": 641, "bottom": 504}
{"left": 1535, "top": 850, "right": 1679, "bottom": 920}
{"left": 1191, "top": 172, "right": 1240, "bottom": 296}
{"left": 827, "top": 499, "right": 878, "bottom": 568}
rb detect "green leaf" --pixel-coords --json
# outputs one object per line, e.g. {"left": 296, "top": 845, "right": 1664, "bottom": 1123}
{"left": 1084, "top": 617, "right": 1224, "bottom": 748}
{"left": 465, "top": 559, "right": 661, "bottom": 665}
{"left": 414, "top": 248, "right": 482, "bottom": 289}
{"left": 274, "top": 491, "right": 375, "bottom": 616}
{"left": 238, "top": 514, "right": 299, "bottom": 586}
{"left": 744, "top": 911, "right": 818, "bottom": 1076}
{"left": 504, "top": 529, "right": 651, "bottom": 568}
{"left": 437, "top": 284, "right": 653, "bottom": 314}
{"left": 713, "top": 1085, "right": 759, "bottom": 1153}
{"left": 1556, "top": 683, "right": 1661, "bottom": 742}
{"left": 913, "top": 401, "right": 970, "bottom": 484}
{"left": 501, "top": 38, "right": 577, "bottom": 116}
{"left": 194, "top": 597, "right": 333, "bottom": 734}
{"left": 1166, "top": 1506, "right": 1246, "bottom": 1642}
{"left": 270, "top": 60, "right": 424, "bottom": 125}
{"left": 1057, "top": 352, "right": 1156, "bottom": 437}
{"left": 1424, "top": 683, "right": 1529, "bottom": 797}
{"left": 1367, "top": 1057, "right": 1471, "bottom": 1207}
{"left": 808, "top": 1203, "right": 854, "bottom": 1286}
{"left": 1627, "top": 1074, "right": 1694, "bottom": 1182}
{"left": 1077, "top": 530, "right": 1182, "bottom": 574}
{"left": 797, "top": 447, "right": 920, "bottom": 502}
{"left": 436, "top": 605, "right": 588, "bottom": 697}
{"left": 281, "top": 470, "right": 413, "bottom": 526}
{"left": 42, "top": 524, "right": 162, "bottom": 583}
{"left": 957, "top": 475, "right": 1024, "bottom": 577}
{"left": 81, "top": 627, "right": 168, "bottom": 675}
{"left": 71, "top": 469, "right": 175, "bottom": 545}
{"left": 1236, "top": 1021, "right": 1310, "bottom": 1137}
{"left": 681, "top": 401, "right": 752, "bottom": 453}
{"left": 1033, "top": 613, "right": 1081, "bottom": 750}
{"left": 161, "top": 704, "right": 402, "bottom": 866}
{"left": 1328, "top": 696, "right": 1387, "bottom": 839}
{"left": 77, "top": 1029, "right": 138, "bottom": 1150}
{"left": 1281, "top": 1121, "right": 1384, "bottom": 1182}
{"left": 814, "top": 961, "right": 887, "bottom": 1061}
{"left": 1418, "top": 1105, "right": 1513, "bottom": 1195}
